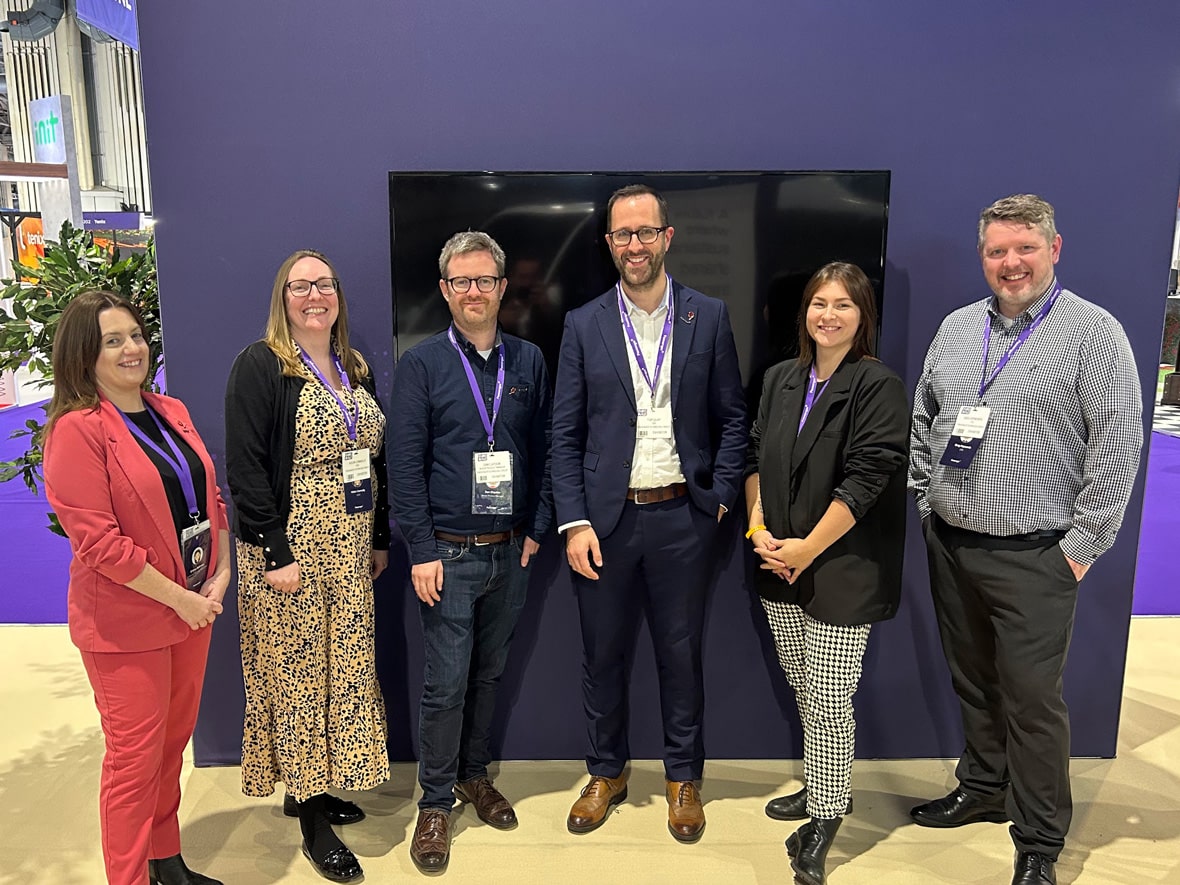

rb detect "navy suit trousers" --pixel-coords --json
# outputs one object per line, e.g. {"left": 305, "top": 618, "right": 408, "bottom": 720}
{"left": 574, "top": 495, "right": 717, "bottom": 782}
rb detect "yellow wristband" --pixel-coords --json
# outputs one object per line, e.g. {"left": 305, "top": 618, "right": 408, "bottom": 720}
{"left": 745, "top": 524, "right": 767, "bottom": 539}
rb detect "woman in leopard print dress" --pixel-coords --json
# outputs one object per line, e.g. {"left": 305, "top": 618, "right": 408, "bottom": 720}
{"left": 225, "top": 250, "right": 390, "bottom": 883}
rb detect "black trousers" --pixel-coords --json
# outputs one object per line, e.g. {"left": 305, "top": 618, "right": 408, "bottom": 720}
{"left": 924, "top": 515, "right": 1079, "bottom": 860}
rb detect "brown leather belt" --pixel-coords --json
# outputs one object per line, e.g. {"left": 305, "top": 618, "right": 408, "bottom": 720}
{"left": 434, "top": 527, "right": 523, "bottom": 547}
{"left": 626, "top": 482, "right": 688, "bottom": 505}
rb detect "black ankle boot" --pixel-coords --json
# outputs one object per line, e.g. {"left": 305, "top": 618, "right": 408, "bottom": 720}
{"left": 785, "top": 817, "right": 842, "bottom": 885}
{"left": 296, "top": 794, "right": 362, "bottom": 882}
{"left": 147, "top": 854, "right": 223, "bottom": 885}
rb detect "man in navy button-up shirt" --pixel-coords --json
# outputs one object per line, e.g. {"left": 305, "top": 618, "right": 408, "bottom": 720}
{"left": 389, "top": 231, "right": 552, "bottom": 873}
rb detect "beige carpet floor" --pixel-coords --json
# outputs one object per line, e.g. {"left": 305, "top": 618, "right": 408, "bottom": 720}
{"left": 2, "top": 619, "right": 1177, "bottom": 884}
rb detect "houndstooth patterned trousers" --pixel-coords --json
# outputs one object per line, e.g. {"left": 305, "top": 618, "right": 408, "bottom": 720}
{"left": 761, "top": 598, "right": 870, "bottom": 819}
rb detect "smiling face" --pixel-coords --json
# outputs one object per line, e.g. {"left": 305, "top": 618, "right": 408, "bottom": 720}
{"left": 284, "top": 255, "right": 339, "bottom": 343}
{"left": 805, "top": 280, "right": 861, "bottom": 356}
{"left": 439, "top": 249, "right": 506, "bottom": 336}
{"left": 94, "top": 307, "right": 149, "bottom": 401}
{"left": 607, "top": 193, "right": 673, "bottom": 296}
{"left": 980, "top": 220, "right": 1061, "bottom": 317}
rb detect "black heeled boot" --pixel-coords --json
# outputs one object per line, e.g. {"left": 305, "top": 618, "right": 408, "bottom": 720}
{"left": 147, "top": 854, "right": 223, "bottom": 885}
{"left": 297, "top": 793, "right": 363, "bottom": 882}
{"left": 785, "top": 817, "right": 842, "bottom": 885}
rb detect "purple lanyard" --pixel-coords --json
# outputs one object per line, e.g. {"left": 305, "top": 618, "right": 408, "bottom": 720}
{"left": 299, "top": 349, "right": 358, "bottom": 442}
{"left": 979, "top": 279, "right": 1062, "bottom": 399}
{"left": 797, "top": 365, "right": 831, "bottom": 433}
{"left": 448, "top": 327, "right": 505, "bottom": 450}
{"left": 617, "top": 278, "right": 673, "bottom": 405}
{"left": 119, "top": 406, "right": 201, "bottom": 519}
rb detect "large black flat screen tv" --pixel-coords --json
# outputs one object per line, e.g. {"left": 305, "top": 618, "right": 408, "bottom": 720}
{"left": 389, "top": 171, "right": 890, "bottom": 402}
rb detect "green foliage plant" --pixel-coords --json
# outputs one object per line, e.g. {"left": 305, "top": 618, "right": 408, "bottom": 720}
{"left": 0, "top": 221, "right": 159, "bottom": 534}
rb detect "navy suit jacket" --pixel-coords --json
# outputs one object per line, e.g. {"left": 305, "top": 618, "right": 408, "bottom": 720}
{"left": 551, "top": 280, "right": 748, "bottom": 538}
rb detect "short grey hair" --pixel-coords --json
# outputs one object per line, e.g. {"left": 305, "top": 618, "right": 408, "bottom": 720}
{"left": 438, "top": 230, "right": 506, "bottom": 277}
{"left": 977, "top": 194, "right": 1057, "bottom": 251}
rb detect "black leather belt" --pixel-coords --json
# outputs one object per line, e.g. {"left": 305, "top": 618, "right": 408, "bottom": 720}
{"left": 434, "top": 527, "right": 523, "bottom": 547}
{"left": 933, "top": 514, "right": 1065, "bottom": 545}
{"left": 626, "top": 482, "right": 688, "bottom": 504}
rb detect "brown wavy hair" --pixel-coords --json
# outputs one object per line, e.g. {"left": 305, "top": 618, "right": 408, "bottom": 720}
{"left": 796, "top": 261, "right": 878, "bottom": 367}
{"left": 45, "top": 291, "right": 149, "bottom": 435}
{"left": 263, "top": 249, "right": 370, "bottom": 382}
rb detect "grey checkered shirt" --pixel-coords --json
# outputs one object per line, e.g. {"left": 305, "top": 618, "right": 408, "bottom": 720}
{"left": 909, "top": 280, "right": 1142, "bottom": 565}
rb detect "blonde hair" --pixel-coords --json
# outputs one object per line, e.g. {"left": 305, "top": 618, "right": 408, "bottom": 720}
{"left": 263, "top": 249, "right": 370, "bottom": 382}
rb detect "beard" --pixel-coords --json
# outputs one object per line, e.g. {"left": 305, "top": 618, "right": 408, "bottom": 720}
{"left": 613, "top": 247, "right": 666, "bottom": 292}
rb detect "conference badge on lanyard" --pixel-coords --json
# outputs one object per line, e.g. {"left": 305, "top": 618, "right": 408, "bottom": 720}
{"left": 119, "top": 406, "right": 211, "bottom": 590}
{"left": 938, "top": 405, "right": 991, "bottom": 468}
{"left": 619, "top": 280, "right": 674, "bottom": 439}
{"left": 448, "top": 328, "right": 514, "bottom": 515}
{"left": 180, "top": 521, "right": 213, "bottom": 590}
{"left": 939, "top": 280, "right": 1061, "bottom": 470}
{"left": 472, "top": 450, "right": 513, "bottom": 515}
{"left": 342, "top": 448, "right": 374, "bottom": 514}
{"left": 299, "top": 349, "right": 373, "bottom": 513}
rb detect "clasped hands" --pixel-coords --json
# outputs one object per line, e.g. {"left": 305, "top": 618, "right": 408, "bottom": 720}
{"left": 749, "top": 530, "right": 817, "bottom": 584}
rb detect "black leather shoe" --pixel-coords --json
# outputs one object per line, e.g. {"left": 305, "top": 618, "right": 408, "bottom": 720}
{"left": 147, "top": 854, "right": 223, "bottom": 885}
{"left": 785, "top": 817, "right": 842, "bottom": 885}
{"left": 301, "top": 840, "right": 363, "bottom": 882}
{"left": 285, "top": 792, "right": 366, "bottom": 825}
{"left": 765, "top": 787, "right": 853, "bottom": 821}
{"left": 1012, "top": 852, "right": 1056, "bottom": 885}
{"left": 909, "top": 786, "right": 1008, "bottom": 828}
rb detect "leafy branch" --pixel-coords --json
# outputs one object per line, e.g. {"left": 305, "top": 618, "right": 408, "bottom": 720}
{"left": 0, "top": 221, "right": 159, "bottom": 534}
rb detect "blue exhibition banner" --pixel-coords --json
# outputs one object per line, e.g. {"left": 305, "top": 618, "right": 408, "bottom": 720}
{"left": 75, "top": 0, "right": 139, "bottom": 51}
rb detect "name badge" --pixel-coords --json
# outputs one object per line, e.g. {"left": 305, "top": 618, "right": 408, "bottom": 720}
{"left": 341, "top": 447, "right": 374, "bottom": 513}
{"left": 939, "top": 405, "right": 991, "bottom": 469}
{"left": 472, "top": 450, "right": 513, "bottom": 515}
{"left": 636, "top": 406, "right": 673, "bottom": 439}
{"left": 180, "top": 519, "right": 212, "bottom": 590}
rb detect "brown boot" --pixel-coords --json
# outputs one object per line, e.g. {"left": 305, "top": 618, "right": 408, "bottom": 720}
{"left": 666, "top": 780, "right": 705, "bottom": 843}
{"left": 566, "top": 774, "right": 628, "bottom": 833}
{"left": 410, "top": 809, "right": 451, "bottom": 874}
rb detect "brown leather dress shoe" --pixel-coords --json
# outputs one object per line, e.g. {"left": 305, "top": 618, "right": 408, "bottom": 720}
{"left": 567, "top": 774, "right": 628, "bottom": 833}
{"left": 410, "top": 809, "right": 451, "bottom": 874}
{"left": 666, "top": 780, "right": 705, "bottom": 843}
{"left": 455, "top": 776, "right": 518, "bottom": 829}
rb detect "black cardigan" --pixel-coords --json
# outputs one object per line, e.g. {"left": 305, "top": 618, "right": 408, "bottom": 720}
{"left": 224, "top": 340, "right": 391, "bottom": 570}
{"left": 746, "top": 355, "right": 909, "bottom": 625}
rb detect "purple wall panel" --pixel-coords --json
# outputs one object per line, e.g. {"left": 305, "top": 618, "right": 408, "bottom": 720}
{"left": 0, "top": 402, "right": 70, "bottom": 622}
{"left": 132, "top": 1, "right": 1180, "bottom": 763}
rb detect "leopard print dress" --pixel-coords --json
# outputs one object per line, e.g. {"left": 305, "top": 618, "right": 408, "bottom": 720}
{"left": 238, "top": 375, "right": 390, "bottom": 800}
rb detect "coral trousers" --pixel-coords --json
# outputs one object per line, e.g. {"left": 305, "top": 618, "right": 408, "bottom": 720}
{"left": 80, "top": 627, "right": 211, "bottom": 885}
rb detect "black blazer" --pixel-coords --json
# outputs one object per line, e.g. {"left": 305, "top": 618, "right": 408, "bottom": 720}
{"left": 746, "top": 355, "right": 909, "bottom": 625}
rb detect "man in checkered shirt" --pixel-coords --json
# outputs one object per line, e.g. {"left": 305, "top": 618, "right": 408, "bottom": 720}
{"left": 908, "top": 194, "right": 1143, "bottom": 885}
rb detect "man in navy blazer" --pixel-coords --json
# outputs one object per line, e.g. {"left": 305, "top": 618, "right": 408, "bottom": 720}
{"left": 552, "top": 184, "right": 747, "bottom": 842}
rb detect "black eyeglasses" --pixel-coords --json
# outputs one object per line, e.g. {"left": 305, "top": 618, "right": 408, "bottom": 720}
{"left": 285, "top": 277, "right": 339, "bottom": 297}
{"left": 607, "top": 226, "right": 667, "bottom": 247}
{"left": 445, "top": 275, "right": 503, "bottom": 294}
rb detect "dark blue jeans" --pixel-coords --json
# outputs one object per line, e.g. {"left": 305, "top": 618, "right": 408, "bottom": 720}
{"left": 417, "top": 535, "right": 530, "bottom": 811}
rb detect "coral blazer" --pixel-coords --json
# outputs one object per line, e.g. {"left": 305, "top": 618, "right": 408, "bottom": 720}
{"left": 44, "top": 392, "right": 228, "bottom": 653}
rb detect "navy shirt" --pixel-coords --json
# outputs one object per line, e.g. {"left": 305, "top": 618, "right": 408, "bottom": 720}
{"left": 388, "top": 324, "right": 553, "bottom": 565}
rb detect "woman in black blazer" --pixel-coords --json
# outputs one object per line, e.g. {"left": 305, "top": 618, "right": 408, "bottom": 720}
{"left": 745, "top": 262, "right": 909, "bottom": 885}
